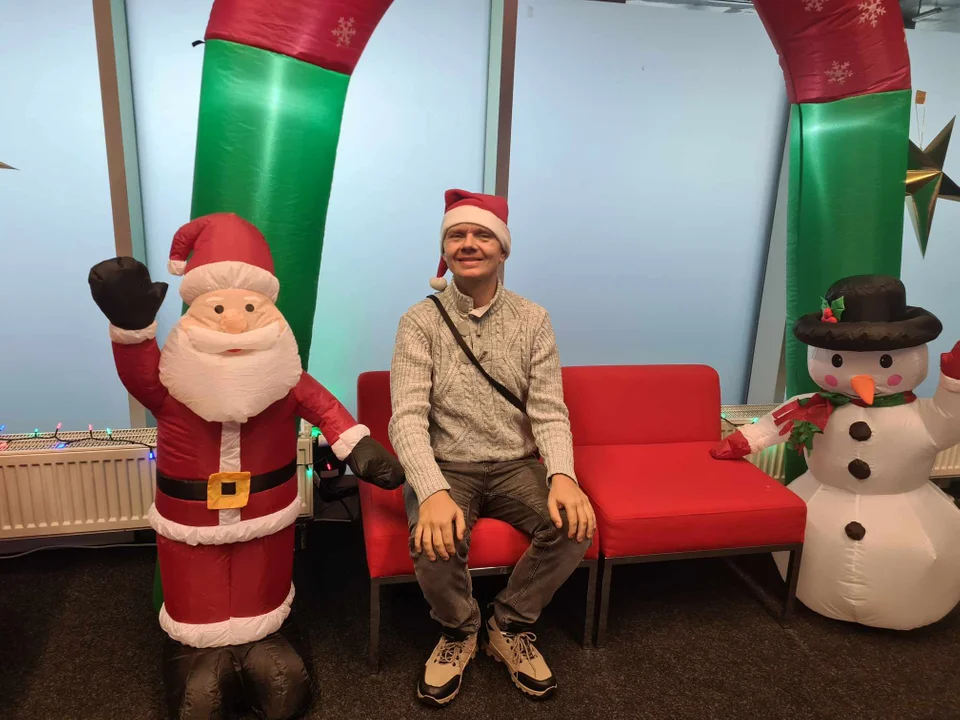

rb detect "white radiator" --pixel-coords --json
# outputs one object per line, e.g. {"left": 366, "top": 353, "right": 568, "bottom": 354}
{"left": 720, "top": 404, "right": 960, "bottom": 483}
{"left": 0, "top": 428, "right": 313, "bottom": 541}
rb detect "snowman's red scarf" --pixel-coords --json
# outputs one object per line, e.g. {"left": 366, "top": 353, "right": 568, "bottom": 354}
{"left": 773, "top": 391, "right": 917, "bottom": 455}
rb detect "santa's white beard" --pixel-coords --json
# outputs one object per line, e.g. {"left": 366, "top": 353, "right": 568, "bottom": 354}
{"left": 159, "top": 322, "right": 302, "bottom": 423}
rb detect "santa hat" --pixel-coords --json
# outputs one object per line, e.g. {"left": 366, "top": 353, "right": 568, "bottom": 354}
{"left": 168, "top": 213, "right": 280, "bottom": 304}
{"left": 431, "top": 189, "right": 511, "bottom": 291}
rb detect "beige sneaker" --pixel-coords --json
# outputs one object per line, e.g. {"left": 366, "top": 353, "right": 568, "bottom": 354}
{"left": 417, "top": 631, "right": 478, "bottom": 706}
{"left": 483, "top": 617, "right": 557, "bottom": 699}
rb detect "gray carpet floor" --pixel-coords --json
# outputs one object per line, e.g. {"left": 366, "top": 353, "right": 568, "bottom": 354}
{"left": 2, "top": 519, "right": 959, "bottom": 720}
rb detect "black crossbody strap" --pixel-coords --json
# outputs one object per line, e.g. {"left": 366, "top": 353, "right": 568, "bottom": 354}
{"left": 427, "top": 294, "right": 526, "bottom": 413}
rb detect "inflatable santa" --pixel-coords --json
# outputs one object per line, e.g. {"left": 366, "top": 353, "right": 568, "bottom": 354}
{"left": 713, "top": 275, "right": 960, "bottom": 631}
{"left": 88, "top": 213, "right": 403, "bottom": 719}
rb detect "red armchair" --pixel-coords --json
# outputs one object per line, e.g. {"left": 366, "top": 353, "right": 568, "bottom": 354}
{"left": 356, "top": 371, "right": 600, "bottom": 671}
{"left": 561, "top": 365, "right": 806, "bottom": 646}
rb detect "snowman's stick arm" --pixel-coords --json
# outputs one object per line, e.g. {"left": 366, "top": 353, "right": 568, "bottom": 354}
{"left": 712, "top": 393, "right": 816, "bottom": 460}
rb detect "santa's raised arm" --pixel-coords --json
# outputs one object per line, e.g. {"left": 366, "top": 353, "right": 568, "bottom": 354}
{"left": 87, "top": 213, "right": 403, "bottom": 718}
{"left": 89, "top": 213, "right": 400, "bottom": 475}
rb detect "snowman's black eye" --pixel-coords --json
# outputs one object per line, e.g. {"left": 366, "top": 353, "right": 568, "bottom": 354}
{"left": 831, "top": 354, "right": 843, "bottom": 368}
{"left": 880, "top": 354, "right": 893, "bottom": 368}
{"left": 214, "top": 305, "right": 224, "bottom": 314}
{"left": 245, "top": 304, "right": 255, "bottom": 313}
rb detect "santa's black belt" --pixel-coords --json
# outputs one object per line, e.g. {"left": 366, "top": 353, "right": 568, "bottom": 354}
{"left": 156, "top": 459, "right": 298, "bottom": 502}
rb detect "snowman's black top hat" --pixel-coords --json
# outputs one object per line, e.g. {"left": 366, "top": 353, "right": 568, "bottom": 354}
{"left": 793, "top": 275, "right": 942, "bottom": 351}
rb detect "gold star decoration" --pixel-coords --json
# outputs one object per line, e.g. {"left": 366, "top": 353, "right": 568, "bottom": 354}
{"left": 906, "top": 116, "right": 960, "bottom": 256}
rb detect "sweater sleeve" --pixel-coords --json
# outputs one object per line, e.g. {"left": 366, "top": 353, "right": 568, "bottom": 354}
{"left": 387, "top": 314, "right": 451, "bottom": 504}
{"left": 527, "top": 312, "right": 577, "bottom": 484}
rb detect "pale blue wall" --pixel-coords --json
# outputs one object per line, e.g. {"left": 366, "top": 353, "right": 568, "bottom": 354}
{"left": 0, "top": 1, "right": 129, "bottom": 433}
{"left": 507, "top": 0, "right": 787, "bottom": 403}
{"left": 309, "top": 0, "right": 491, "bottom": 409}
{"left": 126, "top": 0, "right": 211, "bottom": 345}
{"left": 902, "top": 29, "right": 960, "bottom": 398}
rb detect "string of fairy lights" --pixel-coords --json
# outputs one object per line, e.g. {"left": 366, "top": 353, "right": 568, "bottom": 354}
{"left": 0, "top": 422, "right": 332, "bottom": 482}
{"left": 720, "top": 412, "right": 760, "bottom": 429}
{"left": 0, "top": 423, "right": 157, "bottom": 458}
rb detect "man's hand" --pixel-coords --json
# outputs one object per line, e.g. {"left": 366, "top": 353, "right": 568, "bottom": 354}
{"left": 548, "top": 474, "right": 596, "bottom": 543}
{"left": 415, "top": 491, "right": 465, "bottom": 562}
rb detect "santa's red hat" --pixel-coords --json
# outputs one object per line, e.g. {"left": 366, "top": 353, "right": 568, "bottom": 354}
{"left": 168, "top": 213, "right": 280, "bottom": 304}
{"left": 432, "top": 189, "right": 511, "bottom": 291}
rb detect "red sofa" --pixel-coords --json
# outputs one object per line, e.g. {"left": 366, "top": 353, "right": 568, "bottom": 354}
{"left": 356, "top": 371, "right": 600, "bottom": 671}
{"left": 562, "top": 365, "right": 806, "bottom": 646}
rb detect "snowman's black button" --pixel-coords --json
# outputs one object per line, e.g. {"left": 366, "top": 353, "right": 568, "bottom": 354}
{"left": 848, "top": 459, "right": 871, "bottom": 480}
{"left": 845, "top": 521, "right": 866, "bottom": 541}
{"left": 849, "top": 422, "right": 872, "bottom": 441}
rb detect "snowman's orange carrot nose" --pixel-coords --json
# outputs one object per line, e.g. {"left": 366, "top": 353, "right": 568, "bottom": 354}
{"left": 851, "top": 375, "right": 876, "bottom": 405}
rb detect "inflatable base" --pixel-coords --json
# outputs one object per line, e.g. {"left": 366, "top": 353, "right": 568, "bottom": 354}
{"left": 162, "top": 616, "right": 312, "bottom": 720}
{"left": 774, "top": 476, "right": 960, "bottom": 631}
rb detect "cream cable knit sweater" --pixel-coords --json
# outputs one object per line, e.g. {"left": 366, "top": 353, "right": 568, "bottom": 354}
{"left": 388, "top": 281, "right": 577, "bottom": 504}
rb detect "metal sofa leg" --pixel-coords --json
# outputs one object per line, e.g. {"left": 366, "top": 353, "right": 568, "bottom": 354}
{"left": 596, "top": 558, "right": 613, "bottom": 647}
{"left": 369, "top": 579, "right": 381, "bottom": 673}
{"left": 583, "top": 561, "right": 597, "bottom": 647}
{"left": 781, "top": 545, "right": 803, "bottom": 623}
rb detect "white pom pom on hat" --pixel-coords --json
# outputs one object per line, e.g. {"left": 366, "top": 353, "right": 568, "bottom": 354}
{"left": 429, "top": 258, "right": 449, "bottom": 292}
{"left": 432, "top": 189, "right": 510, "bottom": 290}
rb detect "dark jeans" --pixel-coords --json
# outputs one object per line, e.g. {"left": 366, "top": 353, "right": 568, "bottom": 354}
{"left": 403, "top": 457, "right": 591, "bottom": 637}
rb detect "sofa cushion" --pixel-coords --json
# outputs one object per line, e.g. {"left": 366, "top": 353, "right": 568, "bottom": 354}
{"left": 575, "top": 441, "right": 806, "bottom": 558}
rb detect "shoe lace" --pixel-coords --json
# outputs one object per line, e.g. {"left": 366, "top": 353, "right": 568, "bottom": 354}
{"left": 436, "top": 636, "right": 467, "bottom": 666}
{"left": 509, "top": 631, "right": 539, "bottom": 666}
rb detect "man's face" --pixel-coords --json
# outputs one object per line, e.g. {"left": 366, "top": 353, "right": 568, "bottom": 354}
{"left": 180, "top": 288, "right": 285, "bottom": 354}
{"left": 442, "top": 223, "right": 505, "bottom": 283}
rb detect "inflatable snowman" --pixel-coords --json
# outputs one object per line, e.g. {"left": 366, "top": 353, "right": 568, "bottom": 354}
{"left": 713, "top": 275, "right": 960, "bottom": 630}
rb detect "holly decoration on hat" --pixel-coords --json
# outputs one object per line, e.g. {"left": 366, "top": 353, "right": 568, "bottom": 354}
{"left": 820, "top": 296, "right": 845, "bottom": 324}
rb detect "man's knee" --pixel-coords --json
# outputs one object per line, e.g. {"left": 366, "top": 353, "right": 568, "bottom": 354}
{"left": 534, "top": 514, "right": 591, "bottom": 555}
{"left": 408, "top": 531, "right": 471, "bottom": 563}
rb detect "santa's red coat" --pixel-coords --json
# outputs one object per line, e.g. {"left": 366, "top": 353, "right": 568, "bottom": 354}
{"left": 112, "top": 329, "right": 366, "bottom": 648}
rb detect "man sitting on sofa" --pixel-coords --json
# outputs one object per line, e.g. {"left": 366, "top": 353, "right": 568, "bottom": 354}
{"left": 388, "top": 189, "right": 595, "bottom": 706}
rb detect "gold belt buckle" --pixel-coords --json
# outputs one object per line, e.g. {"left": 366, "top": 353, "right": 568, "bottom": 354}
{"left": 207, "top": 472, "right": 251, "bottom": 510}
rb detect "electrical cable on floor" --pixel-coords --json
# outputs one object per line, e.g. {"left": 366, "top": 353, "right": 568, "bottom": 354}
{"left": 0, "top": 542, "right": 157, "bottom": 561}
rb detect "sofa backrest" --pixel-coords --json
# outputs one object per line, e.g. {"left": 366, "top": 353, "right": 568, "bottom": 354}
{"left": 562, "top": 365, "right": 721, "bottom": 446}
{"left": 357, "top": 371, "right": 395, "bottom": 455}
{"left": 356, "top": 364, "right": 722, "bottom": 454}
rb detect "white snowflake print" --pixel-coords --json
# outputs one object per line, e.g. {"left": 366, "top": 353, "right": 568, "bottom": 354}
{"left": 826, "top": 61, "right": 853, "bottom": 85}
{"left": 332, "top": 17, "right": 356, "bottom": 47}
{"left": 858, "top": 0, "right": 886, "bottom": 27}
{"left": 803, "top": 0, "right": 826, "bottom": 11}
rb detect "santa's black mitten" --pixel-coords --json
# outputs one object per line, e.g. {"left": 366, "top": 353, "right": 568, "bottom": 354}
{"left": 346, "top": 436, "right": 406, "bottom": 490}
{"left": 89, "top": 257, "right": 168, "bottom": 330}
